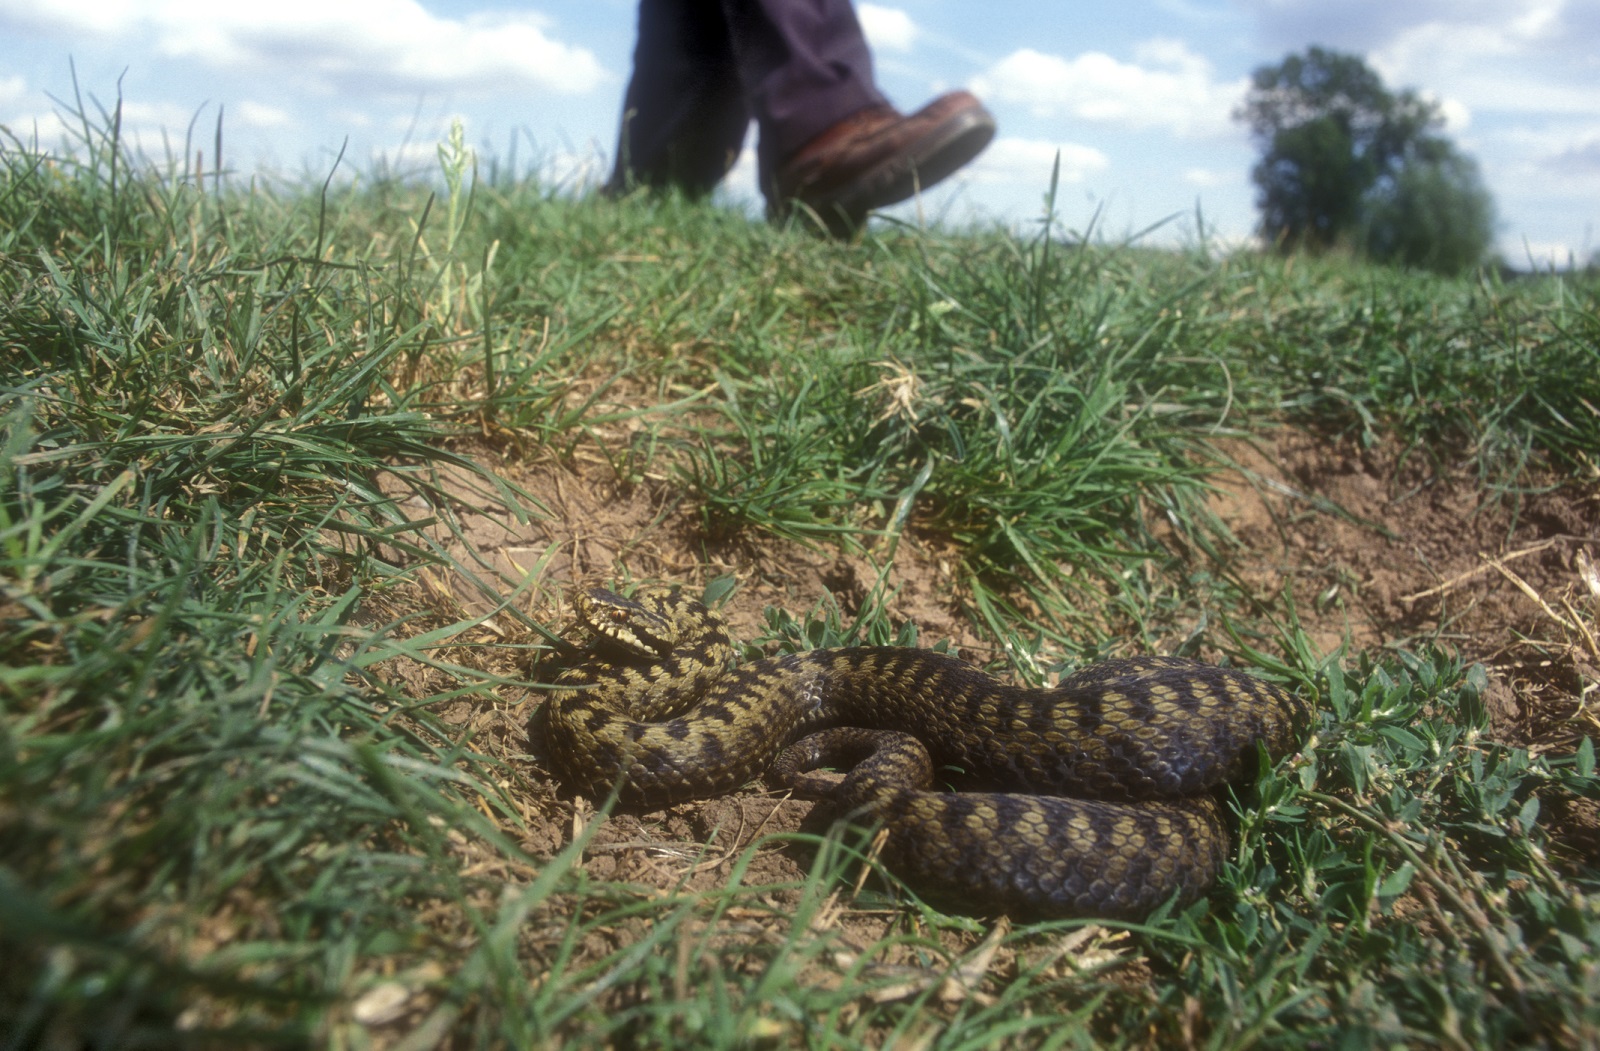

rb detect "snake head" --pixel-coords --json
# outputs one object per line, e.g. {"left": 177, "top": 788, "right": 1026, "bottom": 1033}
{"left": 574, "top": 587, "right": 680, "bottom": 657}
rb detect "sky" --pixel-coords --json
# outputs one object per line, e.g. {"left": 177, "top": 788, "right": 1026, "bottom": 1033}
{"left": 2, "top": 0, "right": 1597, "bottom": 267}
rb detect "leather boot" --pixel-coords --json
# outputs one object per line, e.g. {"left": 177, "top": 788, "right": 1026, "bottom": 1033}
{"left": 771, "top": 90, "right": 996, "bottom": 236}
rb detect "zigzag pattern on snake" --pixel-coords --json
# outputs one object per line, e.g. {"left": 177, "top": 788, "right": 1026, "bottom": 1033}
{"left": 542, "top": 585, "right": 1308, "bottom": 918}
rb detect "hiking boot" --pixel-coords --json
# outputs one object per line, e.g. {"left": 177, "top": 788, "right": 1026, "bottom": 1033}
{"left": 771, "top": 90, "right": 996, "bottom": 235}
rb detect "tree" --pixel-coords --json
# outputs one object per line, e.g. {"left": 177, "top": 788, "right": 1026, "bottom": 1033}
{"left": 1236, "top": 47, "right": 1495, "bottom": 273}
{"left": 1361, "top": 148, "right": 1496, "bottom": 274}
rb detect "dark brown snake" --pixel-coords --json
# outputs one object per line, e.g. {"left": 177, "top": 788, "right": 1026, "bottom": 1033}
{"left": 542, "top": 586, "right": 1308, "bottom": 919}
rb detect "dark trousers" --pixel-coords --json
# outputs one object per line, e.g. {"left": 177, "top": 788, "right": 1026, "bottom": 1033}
{"left": 607, "top": 0, "right": 886, "bottom": 201}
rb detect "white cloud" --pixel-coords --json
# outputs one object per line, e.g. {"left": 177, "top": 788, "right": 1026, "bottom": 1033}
{"left": 1234, "top": 0, "right": 1553, "bottom": 55}
{"left": 1493, "top": 122, "right": 1600, "bottom": 159}
{"left": 1, "top": 81, "right": 212, "bottom": 151}
{"left": 1372, "top": 14, "right": 1535, "bottom": 85}
{"left": 1518, "top": 135, "right": 1600, "bottom": 205}
{"left": 1248, "top": 2, "right": 1593, "bottom": 118}
{"left": 1235, "top": 0, "right": 1598, "bottom": 135}
{"left": 858, "top": 3, "right": 918, "bottom": 53}
{"left": 380, "top": 139, "right": 446, "bottom": 171}
{"left": 1388, "top": 62, "right": 1600, "bottom": 118}
{"left": 0, "top": 0, "right": 608, "bottom": 97}
{"left": 1426, "top": 94, "right": 1472, "bottom": 134}
{"left": 1545, "top": 136, "right": 1600, "bottom": 176}
{"left": 1474, "top": 124, "right": 1600, "bottom": 224}
{"left": 965, "top": 137, "right": 1110, "bottom": 185}
{"left": 234, "top": 101, "right": 290, "bottom": 129}
{"left": 1513, "top": 240, "right": 1591, "bottom": 270}
{"left": 1183, "top": 168, "right": 1227, "bottom": 187}
{"left": 0, "top": 0, "right": 141, "bottom": 36}
{"left": 0, "top": 73, "right": 27, "bottom": 108}
{"left": 120, "top": 99, "right": 204, "bottom": 127}
{"left": 970, "top": 40, "right": 1246, "bottom": 138}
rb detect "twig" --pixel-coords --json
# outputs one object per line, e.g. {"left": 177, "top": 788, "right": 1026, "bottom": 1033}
{"left": 1560, "top": 596, "right": 1599, "bottom": 659}
{"left": 1400, "top": 539, "right": 1562, "bottom": 604}
{"left": 1488, "top": 560, "right": 1578, "bottom": 633}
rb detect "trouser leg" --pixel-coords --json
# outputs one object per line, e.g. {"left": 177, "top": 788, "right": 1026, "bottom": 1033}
{"left": 606, "top": 0, "right": 752, "bottom": 197}
{"left": 608, "top": 0, "right": 888, "bottom": 200}
{"left": 720, "top": 0, "right": 888, "bottom": 190}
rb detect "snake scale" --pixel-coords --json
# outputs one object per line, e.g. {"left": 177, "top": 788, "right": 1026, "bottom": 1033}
{"left": 542, "top": 586, "right": 1308, "bottom": 919}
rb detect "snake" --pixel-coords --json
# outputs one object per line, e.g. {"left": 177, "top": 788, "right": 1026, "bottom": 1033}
{"left": 541, "top": 585, "right": 1308, "bottom": 919}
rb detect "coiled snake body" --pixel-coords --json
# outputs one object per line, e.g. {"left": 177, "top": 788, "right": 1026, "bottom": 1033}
{"left": 544, "top": 586, "right": 1307, "bottom": 918}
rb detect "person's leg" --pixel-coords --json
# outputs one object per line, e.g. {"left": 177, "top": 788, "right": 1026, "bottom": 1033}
{"left": 721, "top": 0, "right": 887, "bottom": 188}
{"left": 606, "top": 0, "right": 753, "bottom": 197}
{"left": 608, "top": 0, "right": 997, "bottom": 232}
{"left": 722, "top": 0, "right": 996, "bottom": 234}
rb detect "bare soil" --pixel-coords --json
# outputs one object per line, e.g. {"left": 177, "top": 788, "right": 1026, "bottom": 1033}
{"left": 370, "top": 423, "right": 1598, "bottom": 1000}
{"left": 1208, "top": 431, "right": 1598, "bottom": 751}
{"left": 356, "top": 422, "right": 1593, "bottom": 1030}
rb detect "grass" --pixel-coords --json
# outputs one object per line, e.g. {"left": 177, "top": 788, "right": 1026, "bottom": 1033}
{"left": 2, "top": 95, "right": 1598, "bottom": 1048}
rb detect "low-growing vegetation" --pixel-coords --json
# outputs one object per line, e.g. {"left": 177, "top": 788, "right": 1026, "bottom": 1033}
{"left": 2, "top": 98, "right": 1597, "bottom": 1048}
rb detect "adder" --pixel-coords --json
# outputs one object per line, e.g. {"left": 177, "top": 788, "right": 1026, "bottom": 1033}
{"left": 542, "top": 585, "right": 1308, "bottom": 918}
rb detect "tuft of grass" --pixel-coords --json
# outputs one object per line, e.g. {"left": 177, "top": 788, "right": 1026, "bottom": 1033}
{"left": 0, "top": 85, "right": 547, "bottom": 1044}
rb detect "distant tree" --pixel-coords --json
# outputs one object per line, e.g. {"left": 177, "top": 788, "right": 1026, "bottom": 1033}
{"left": 1361, "top": 147, "right": 1495, "bottom": 274}
{"left": 1236, "top": 46, "right": 1495, "bottom": 273}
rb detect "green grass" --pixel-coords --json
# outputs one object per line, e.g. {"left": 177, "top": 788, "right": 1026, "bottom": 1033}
{"left": 2, "top": 97, "right": 1598, "bottom": 1048}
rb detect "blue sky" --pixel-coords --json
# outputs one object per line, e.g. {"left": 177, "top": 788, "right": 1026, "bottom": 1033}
{"left": 3, "top": 0, "right": 1597, "bottom": 266}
